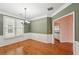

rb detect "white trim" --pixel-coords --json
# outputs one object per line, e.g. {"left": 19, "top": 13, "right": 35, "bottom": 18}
{"left": 51, "top": 3, "right": 72, "bottom": 17}
{"left": 52, "top": 11, "right": 75, "bottom": 54}
{"left": 30, "top": 15, "right": 47, "bottom": 21}
{"left": 53, "top": 12, "right": 75, "bottom": 22}
{"left": 52, "top": 21, "right": 54, "bottom": 44}
{"left": 75, "top": 41, "right": 79, "bottom": 55}
{"left": 73, "top": 12, "right": 75, "bottom": 55}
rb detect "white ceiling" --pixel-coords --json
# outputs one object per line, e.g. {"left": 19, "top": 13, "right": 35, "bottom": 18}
{"left": 0, "top": 3, "right": 65, "bottom": 21}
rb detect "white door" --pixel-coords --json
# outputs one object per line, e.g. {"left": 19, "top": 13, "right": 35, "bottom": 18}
{"left": 3, "top": 16, "right": 15, "bottom": 38}
{"left": 16, "top": 19, "right": 24, "bottom": 36}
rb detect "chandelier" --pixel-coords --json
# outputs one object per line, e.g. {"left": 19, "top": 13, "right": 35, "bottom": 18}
{"left": 21, "top": 8, "right": 30, "bottom": 24}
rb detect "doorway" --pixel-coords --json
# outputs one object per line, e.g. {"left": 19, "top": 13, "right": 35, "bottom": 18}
{"left": 52, "top": 12, "right": 75, "bottom": 54}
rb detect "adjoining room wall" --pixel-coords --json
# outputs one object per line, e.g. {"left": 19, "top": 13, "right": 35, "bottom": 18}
{"left": 56, "top": 15, "right": 73, "bottom": 43}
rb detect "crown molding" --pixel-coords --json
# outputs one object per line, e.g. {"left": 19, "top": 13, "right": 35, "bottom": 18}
{"left": 0, "top": 10, "right": 24, "bottom": 19}
{"left": 30, "top": 15, "right": 47, "bottom": 21}
{"left": 51, "top": 3, "right": 72, "bottom": 17}
{"left": 30, "top": 3, "right": 72, "bottom": 21}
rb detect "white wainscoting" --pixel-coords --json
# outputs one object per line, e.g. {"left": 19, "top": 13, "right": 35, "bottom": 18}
{"left": 0, "top": 33, "right": 53, "bottom": 47}
{"left": 28, "top": 33, "right": 53, "bottom": 43}
{"left": 0, "top": 34, "right": 29, "bottom": 47}
{"left": 0, "top": 36, "right": 4, "bottom": 43}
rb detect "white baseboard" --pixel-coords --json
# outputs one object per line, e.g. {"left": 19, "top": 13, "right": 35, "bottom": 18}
{"left": 0, "top": 33, "right": 53, "bottom": 47}
{"left": 75, "top": 41, "right": 79, "bottom": 55}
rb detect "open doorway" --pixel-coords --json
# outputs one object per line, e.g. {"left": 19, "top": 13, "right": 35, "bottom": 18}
{"left": 52, "top": 12, "right": 75, "bottom": 54}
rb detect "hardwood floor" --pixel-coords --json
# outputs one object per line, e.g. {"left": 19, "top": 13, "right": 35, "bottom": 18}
{"left": 0, "top": 39, "right": 73, "bottom": 55}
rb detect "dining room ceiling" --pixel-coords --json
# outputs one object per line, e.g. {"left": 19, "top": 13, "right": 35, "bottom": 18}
{"left": 0, "top": 3, "right": 65, "bottom": 21}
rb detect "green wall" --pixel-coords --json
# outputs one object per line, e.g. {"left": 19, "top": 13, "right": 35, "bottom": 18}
{"left": 30, "top": 17, "right": 52, "bottom": 34}
{"left": 0, "top": 14, "right": 3, "bottom": 35}
{"left": 52, "top": 3, "right": 79, "bottom": 41}
{"left": 30, "top": 17, "right": 48, "bottom": 34}
{"left": 47, "top": 17, "right": 52, "bottom": 34}
{"left": 24, "top": 23, "right": 30, "bottom": 33}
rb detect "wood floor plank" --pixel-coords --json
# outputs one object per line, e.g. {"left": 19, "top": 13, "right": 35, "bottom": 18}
{"left": 0, "top": 39, "right": 73, "bottom": 55}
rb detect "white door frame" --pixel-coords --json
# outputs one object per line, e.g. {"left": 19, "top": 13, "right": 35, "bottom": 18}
{"left": 52, "top": 11, "right": 75, "bottom": 54}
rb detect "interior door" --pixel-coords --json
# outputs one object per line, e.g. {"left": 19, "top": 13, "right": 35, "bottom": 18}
{"left": 3, "top": 16, "right": 15, "bottom": 38}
